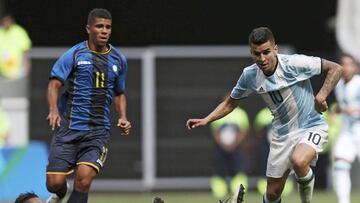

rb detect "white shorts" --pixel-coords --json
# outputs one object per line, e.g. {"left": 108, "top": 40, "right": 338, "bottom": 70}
{"left": 334, "top": 127, "right": 360, "bottom": 162}
{"left": 266, "top": 125, "right": 328, "bottom": 178}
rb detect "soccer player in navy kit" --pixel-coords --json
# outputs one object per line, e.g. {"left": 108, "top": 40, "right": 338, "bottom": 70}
{"left": 45, "top": 8, "right": 131, "bottom": 203}
{"left": 186, "top": 27, "right": 343, "bottom": 203}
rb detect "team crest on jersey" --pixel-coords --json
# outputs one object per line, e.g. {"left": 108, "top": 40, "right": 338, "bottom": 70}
{"left": 112, "top": 65, "right": 118, "bottom": 72}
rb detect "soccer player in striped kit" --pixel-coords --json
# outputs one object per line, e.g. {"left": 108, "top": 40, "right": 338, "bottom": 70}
{"left": 186, "top": 27, "right": 343, "bottom": 203}
{"left": 333, "top": 54, "right": 360, "bottom": 203}
{"left": 45, "top": 8, "right": 131, "bottom": 203}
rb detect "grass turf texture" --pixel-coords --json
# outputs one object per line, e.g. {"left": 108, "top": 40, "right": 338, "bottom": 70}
{"left": 86, "top": 190, "right": 360, "bottom": 203}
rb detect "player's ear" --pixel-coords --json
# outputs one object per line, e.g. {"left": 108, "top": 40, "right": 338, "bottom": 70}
{"left": 274, "top": 44, "right": 278, "bottom": 52}
{"left": 86, "top": 25, "right": 90, "bottom": 34}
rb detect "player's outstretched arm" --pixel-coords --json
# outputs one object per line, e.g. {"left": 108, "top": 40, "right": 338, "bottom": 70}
{"left": 315, "top": 59, "right": 343, "bottom": 113}
{"left": 186, "top": 96, "right": 239, "bottom": 130}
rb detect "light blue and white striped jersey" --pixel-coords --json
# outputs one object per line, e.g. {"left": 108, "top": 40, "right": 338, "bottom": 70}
{"left": 231, "top": 54, "right": 326, "bottom": 137}
{"left": 335, "top": 75, "right": 360, "bottom": 133}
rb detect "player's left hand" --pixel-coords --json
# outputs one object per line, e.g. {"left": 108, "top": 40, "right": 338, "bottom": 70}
{"left": 117, "top": 118, "right": 132, "bottom": 136}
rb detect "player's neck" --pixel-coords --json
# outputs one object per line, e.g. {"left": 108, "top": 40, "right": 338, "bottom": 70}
{"left": 87, "top": 41, "right": 109, "bottom": 53}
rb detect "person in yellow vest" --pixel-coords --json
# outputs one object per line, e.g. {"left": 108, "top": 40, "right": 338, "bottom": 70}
{"left": 254, "top": 107, "right": 294, "bottom": 196}
{"left": 209, "top": 106, "right": 249, "bottom": 199}
{"left": 0, "top": 14, "right": 32, "bottom": 98}
{"left": 0, "top": 14, "right": 31, "bottom": 80}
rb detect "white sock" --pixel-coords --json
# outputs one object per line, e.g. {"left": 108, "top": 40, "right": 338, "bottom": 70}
{"left": 296, "top": 168, "right": 314, "bottom": 203}
{"left": 335, "top": 160, "right": 351, "bottom": 203}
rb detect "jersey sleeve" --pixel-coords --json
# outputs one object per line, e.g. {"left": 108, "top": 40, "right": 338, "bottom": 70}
{"left": 230, "top": 70, "right": 252, "bottom": 99}
{"left": 288, "top": 54, "right": 322, "bottom": 81}
{"left": 49, "top": 48, "right": 75, "bottom": 83}
{"left": 114, "top": 54, "right": 128, "bottom": 94}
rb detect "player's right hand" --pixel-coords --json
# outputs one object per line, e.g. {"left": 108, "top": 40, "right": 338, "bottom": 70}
{"left": 186, "top": 118, "right": 207, "bottom": 130}
{"left": 47, "top": 111, "right": 61, "bottom": 131}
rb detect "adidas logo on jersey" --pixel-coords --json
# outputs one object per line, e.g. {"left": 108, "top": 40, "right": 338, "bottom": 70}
{"left": 77, "top": 60, "right": 92, "bottom": 65}
{"left": 259, "top": 86, "right": 265, "bottom": 93}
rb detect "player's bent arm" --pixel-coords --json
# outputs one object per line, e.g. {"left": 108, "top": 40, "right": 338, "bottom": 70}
{"left": 316, "top": 59, "right": 343, "bottom": 101}
{"left": 204, "top": 96, "right": 239, "bottom": 125}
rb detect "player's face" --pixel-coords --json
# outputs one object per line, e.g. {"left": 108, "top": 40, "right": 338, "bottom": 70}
{"left": 341, "top": 56, "right": 358, "bottom": 82}
{"left": 250, "top": 41, "right": 278, "bottom": 75}
{"left": 86, "top": 17, "right": 112, "bottom": 51}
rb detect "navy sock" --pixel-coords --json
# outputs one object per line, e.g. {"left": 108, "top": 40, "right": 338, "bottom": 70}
{"left": 48, "top": 182, "right": 67, "bottom": 199}
{"left": 67, "top": 190, "right": 88, "bottom": 203}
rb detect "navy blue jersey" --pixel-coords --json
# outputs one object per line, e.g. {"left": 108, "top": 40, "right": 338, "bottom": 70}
{"left": 50, "top": 41, "right": 128, "bottom": 130}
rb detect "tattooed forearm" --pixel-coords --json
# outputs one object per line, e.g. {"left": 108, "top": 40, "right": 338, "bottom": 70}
{"left": 317, "top": 59, "right": 343, "bottom": 99}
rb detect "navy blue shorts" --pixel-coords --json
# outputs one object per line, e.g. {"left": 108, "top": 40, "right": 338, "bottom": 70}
{"left": 46, "top": 126, "right": 110, "bottom": 175}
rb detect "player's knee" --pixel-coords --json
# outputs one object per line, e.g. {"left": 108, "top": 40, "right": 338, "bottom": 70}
{"left": 74, "top": 177, "right": 92, "bottom": 192}
{"left": 291, "top": 157, "right": 309, "bottom": 172}
{"left": 46, "top": 181, "right": 65, "bottom": 193}
{"left": 46, "top": 174, "right": 67, "bottom": 191}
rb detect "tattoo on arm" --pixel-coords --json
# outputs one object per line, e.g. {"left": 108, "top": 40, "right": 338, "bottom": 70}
{"left": 318, "top": 59, "right": 343, "bottom": 98}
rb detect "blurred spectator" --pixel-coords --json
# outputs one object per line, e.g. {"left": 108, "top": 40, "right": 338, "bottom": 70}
{"left": 15, "top": 191, "right": 43, "bottom": 203}
{"left": 333, "top": 54, "right": 360, "bottom": 203}
{"left": 0, "top": 13, "right": 32, "bottom": 97}
{"left": 0, "top": 106, "right": 10, "bottom": 173}
{"left": 209, "top": 105, "right": 249, "bottom": 199}
{"left": 314, "top": 102, "right": 342, "bottom": 190}
{"left": 0, "top": 106, "right": 10, "bottom": 147}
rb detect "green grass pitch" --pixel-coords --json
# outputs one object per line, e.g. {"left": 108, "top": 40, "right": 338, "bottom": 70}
{"left": 86, "top": 190, "right": 360, "bottom": 203}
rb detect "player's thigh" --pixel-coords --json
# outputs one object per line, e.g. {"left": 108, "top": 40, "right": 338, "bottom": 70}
{"left": 293, "top": 125, "right": 328, "bottom": 168}
{"left": 291, "top": 143, "right": 316, "bottom": 168}
{"left": 74, "top": 164, "right": 97, "bottom": 183}
{"left": 298, "top": 125, "right": 328, "bottom": 153}
{"left": 47, "top": 130, "right": 79, "bottom": 174}
{"left": 266, "top": 136, "right": 294, "bottom": 178}
{"left": 76, "top": 129, "right": 110, "bottom": 173}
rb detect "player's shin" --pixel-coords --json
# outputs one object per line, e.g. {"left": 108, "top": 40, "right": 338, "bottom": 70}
{"left": 296, "top": 168, "right": 314, "bottom": 203}
{"left": 67, "top": 190, "right": 88, "bottom": 203}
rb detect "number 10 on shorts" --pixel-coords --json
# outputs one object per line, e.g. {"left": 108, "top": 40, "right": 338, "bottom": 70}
{"left": 307, "top": 132, "right": 321, "bottom": 145}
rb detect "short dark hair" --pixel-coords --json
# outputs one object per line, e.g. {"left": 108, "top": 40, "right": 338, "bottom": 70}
{"left": 87, "top": 8, "right": 112, "bottom": 25}
{"left": 248, "top": 27, "right": 275, "bottom": 45}
{"left": 15, "top": 192, "right": 39, "bottom": 203}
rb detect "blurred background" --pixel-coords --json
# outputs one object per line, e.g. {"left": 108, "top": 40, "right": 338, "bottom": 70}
{"left": 1, "top": 0, "right": 360, "bottom": 202}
